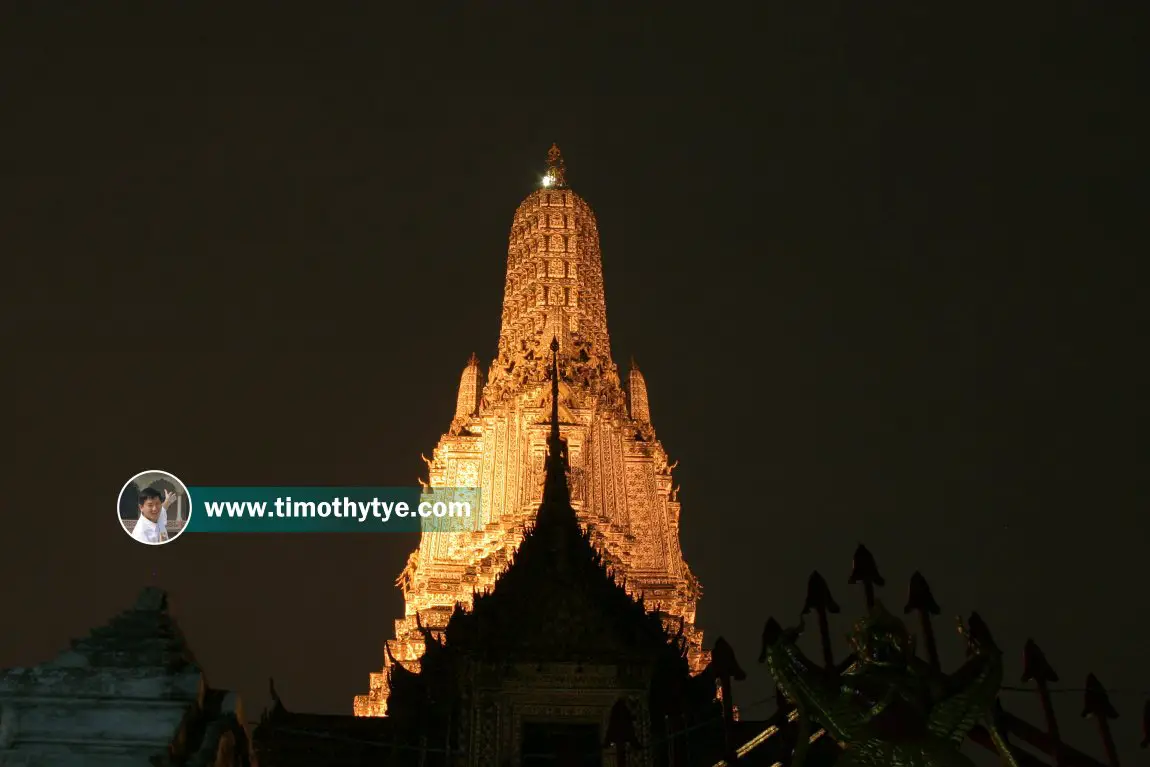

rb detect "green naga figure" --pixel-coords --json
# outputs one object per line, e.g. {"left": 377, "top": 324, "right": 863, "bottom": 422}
{"left": 761, "top": 602, "right": 1019, "bottom": 767}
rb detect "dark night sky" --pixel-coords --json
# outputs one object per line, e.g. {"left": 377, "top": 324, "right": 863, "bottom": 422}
{"left": 1, "top": 4, "right": 1145, "bottom": 762}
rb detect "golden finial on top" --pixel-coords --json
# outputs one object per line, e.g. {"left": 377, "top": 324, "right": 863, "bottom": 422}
{"left": 543, "top": 143, "right": 567, "bottom": 188}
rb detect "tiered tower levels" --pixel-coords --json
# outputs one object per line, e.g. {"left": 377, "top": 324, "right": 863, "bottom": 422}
{"left": 355, "top": 146, "right": 705, "bottom": 717}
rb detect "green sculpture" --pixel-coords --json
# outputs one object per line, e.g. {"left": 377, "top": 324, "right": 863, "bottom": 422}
{"left": 761, "top": 601, "right": 1019, "bottom": 767}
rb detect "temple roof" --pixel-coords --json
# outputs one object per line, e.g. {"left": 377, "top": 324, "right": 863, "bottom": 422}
{"left": 48, "top": 586, "right": 198, "bottom": 672}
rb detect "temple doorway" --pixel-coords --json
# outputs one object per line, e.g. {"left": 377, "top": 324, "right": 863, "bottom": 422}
{"left": 521, "top": 721, "right": 601, "bottom": 766}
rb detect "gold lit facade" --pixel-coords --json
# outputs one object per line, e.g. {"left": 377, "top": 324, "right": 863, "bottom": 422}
{"left": 354, "top": 146, "right": 706, "bottom": 717}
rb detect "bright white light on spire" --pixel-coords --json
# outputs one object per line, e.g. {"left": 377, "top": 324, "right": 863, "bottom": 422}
{"left": 542, "top": 174, "right": 554, "bottom": 187}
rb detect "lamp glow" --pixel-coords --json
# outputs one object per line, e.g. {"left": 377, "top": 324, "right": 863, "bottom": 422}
{"left": 542, "top": 174, "right": 554, "bottom": 187}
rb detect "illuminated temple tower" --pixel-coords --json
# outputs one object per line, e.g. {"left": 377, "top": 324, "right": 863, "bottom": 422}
{"left": 354, "top": 145, "right": 706, "bottom": 717}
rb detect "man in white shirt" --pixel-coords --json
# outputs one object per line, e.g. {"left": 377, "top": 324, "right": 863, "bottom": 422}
{"left": 131, "top": 487, "right": 178, "bottom": 544}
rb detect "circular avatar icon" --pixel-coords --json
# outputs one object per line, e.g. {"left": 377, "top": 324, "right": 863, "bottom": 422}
{"left": 118, "top": 469, "right": 192, "bottom": 545}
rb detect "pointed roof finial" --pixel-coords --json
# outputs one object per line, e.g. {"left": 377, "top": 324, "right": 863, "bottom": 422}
{"left": 542, "top": 337, "right": 570, "bottom": 506}
{"left": 630, "top": 355, "right": 639, "bottom": 373}
{"left": 269, "top": 677, "right": 283, "bottom": 707}
{"left": 467, "top": 352, "right": 479, "bottom": 367}
{"left": 549, "top": 337, "right": 561, "bottom": 446}
{"left": 544, "top": 144, "right": 567, "bottom": 188}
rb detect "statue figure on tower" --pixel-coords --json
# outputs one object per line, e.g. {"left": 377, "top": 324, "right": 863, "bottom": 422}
{"left": 761, "top": 602, "right": 1019, "bottom": 767}
{"left": 545, "top": 142, "right": 567, "bottom": 188}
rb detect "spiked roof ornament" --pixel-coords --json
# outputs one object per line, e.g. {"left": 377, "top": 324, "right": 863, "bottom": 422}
{"left": 904, "top": 571, "right": 940, "bottom": 615}
{"left": 758, "top": 617, "right": 782, "bottom": 662}
{"left": 802, "top": 571, "right": 841, "bottom": 615}
{"left": 1081, "top": 674, "right": 1118, "bottom": 720}
{"left": 710, "top": 636, "right": 747, "bottom": 681}
{"left": 849, "top": 544, "right": 885, "bottom": 587}
{"left": 1021, "top": 638, "right": 1059, "bottom": 684}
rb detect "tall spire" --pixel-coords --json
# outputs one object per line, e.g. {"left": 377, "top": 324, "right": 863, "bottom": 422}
{"left": 629, "top": 358, "right": 651, "bottom": 424}
{"left": 454, "top": 353, "right": 482, "bottom": 420}
{"left": 544, "top": 143, "right": 567, "bottom": 188}
{"left": 354, "top": 148, "right": 710, "bottom": 719}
